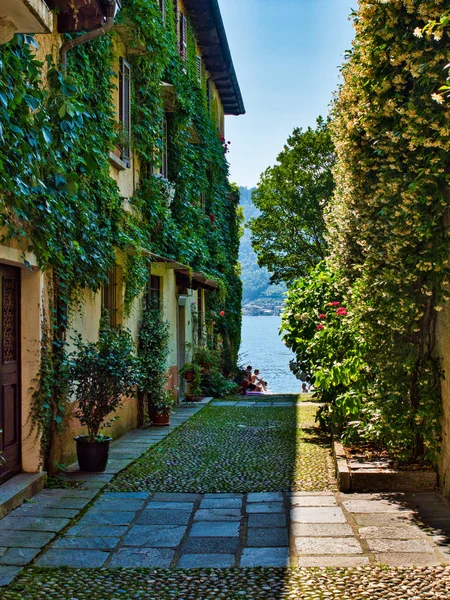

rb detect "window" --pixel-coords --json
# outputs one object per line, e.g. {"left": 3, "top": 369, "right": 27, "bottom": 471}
{"left": 173, "top": 0, "right": 179, "bottom": 41}
{"left": 179, "top": 13, "right": 187, "bottom": 62}
{"left": 200, "top": 192, "right": 206, "bottom": 213}
{"left": 197, "top": 290, "right": 203, "bottom": 342}
{"left": 102, "top": 265, "right": 121, "bottom": 327}
{"left": 206, "top": 78, "right": 211, "bottom": 115}
{"left": 161, "top": 117, "right": 168, "bottom": 179}
{"left": 158, "top": 0, "right": 166, "bottom": 21}
{"left": 196, "top": 55, "right": 202, "bottom": 84}
{"left": 119, "top": 57, "right": 131, "bottom": 167}
{"left": 148, "top": 274, "right": 162, "bottom": 308}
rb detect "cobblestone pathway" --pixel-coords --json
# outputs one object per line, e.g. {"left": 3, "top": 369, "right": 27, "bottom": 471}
{"left": 3, "top": 396, "right": 450, "bottom": 598}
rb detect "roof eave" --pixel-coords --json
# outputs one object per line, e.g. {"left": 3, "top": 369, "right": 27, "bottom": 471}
{"left": 183, "top": 0, "right": 245, "bottom": 116}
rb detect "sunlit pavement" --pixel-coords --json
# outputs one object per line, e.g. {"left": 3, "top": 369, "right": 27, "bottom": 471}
{"left": 3, "top": 397, "right": 450, "bottom": 598}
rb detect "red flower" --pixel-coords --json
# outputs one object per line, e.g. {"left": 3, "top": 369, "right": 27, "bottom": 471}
{"left": 317, "top": 324, "right": 324, "bottom": 330}
{"left": 209, "top": 214, "right": 215, "bottom": 223}
{"left": 319, "top": 314, "right": 326, "bottom": 319}
{"left": 219, "top": 310, "right": 225, "bottom": 317}
{"left": 336, "top": 307, "right": 348, "bottom": 316}
{"left": 331, "top": 301, "right": 340, "bottom": 306}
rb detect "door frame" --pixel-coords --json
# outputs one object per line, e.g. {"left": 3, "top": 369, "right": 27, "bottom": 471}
{"left": 0, "top": 265, "right": 21, "bottom": 484}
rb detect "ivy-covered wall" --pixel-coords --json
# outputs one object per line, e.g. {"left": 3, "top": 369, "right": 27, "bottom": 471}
{"left": 0, "top": 0, "right": 243, "bottom": 472}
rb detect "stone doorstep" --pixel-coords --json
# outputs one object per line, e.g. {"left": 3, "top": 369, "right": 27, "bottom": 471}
{"left": 0, "top": 473, "right": 47, "bottom": 520}
{"left": 331, "top": 431, "right": 437, "bottom": 493}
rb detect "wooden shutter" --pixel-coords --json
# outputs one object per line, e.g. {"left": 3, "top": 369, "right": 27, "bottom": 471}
{"left": 147, "top": 274, "right": 162, "bottom": 308}
{"left": 161, "top": 117, "right": 168, "bottom": 179}
{"left": 196, "top": 56, "right": 202, "bottom": 83}
{"left": 206, "top": 78, "right": 211, "bottom": 115}
{"left": 159, "top": 0, "right": 166, "bottom": 21}
{"left": 119, "top": 58, "right": 131, "bottom": 166}
{"left": 180, "top": 13, "right": 187, "bottom": 61}
{"left": 102, "top": 266, "right": 119, "bottom": 327}
{"left": 173, "top": 0, "right": 179, "bottom": 40}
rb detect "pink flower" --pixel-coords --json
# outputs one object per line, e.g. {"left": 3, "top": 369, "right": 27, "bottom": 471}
{"left": 317, "top": 324, "right": 324, "bottom": 330}
{"left": 331, "top": 301, "right": 340, "bottom": 307}
{"left": 319, "top": 314, "right": 326, "bottom": 319}
{"left": 336, "top": 307, "right": 348, "bottom": 316}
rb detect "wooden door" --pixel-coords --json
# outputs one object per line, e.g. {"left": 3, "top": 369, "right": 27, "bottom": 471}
{"left": 0, "top": 266, "right": 20, "bottom": 484}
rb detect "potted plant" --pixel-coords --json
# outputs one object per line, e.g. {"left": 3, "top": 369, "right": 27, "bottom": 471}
{"left": 149, "top": 390, "right": 175, "bottom": 426}
{"left": 180, "top": 361, "right": 201, "bottom": 383}
{"left": 193, "top": 345, "right": 219, "bottom": 374}
{"left": 180, "top": 362, "right": 203, "bottom": 402}
{"left": 69, "top": 317, "right": 139, "bottom": 472}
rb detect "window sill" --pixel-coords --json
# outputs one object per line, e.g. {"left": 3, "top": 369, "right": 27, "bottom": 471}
{"left": 109, "top": 151, "right": 128, "bottom": 171}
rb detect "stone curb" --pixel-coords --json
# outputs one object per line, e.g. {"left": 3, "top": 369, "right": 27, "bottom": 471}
{"left": 331, "top": 430, "right": 437, "bottom": 493}
{"left": 0, "top": 473, "right": 47, "bottom": 520}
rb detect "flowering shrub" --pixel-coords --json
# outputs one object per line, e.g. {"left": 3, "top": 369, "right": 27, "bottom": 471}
{"left": 325, "top": 0, "right": 449, "bottom": 461}
{"left": 282, "top": 263, "right": 367, "bottom": 433}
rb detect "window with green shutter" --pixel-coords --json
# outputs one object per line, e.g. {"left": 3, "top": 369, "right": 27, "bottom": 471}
{"left": 119, "top": 57, "right": 131, "bottom": 167}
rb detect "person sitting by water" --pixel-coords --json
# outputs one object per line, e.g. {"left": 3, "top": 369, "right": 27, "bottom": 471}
{"left": 242, "top": 365, "right": 253, "bottom": 395}
{"left": 302, "top": 382, "right": 309, "bottom": 393}
{"left": 252, "top": 369, "right": 267, "bottom": 392}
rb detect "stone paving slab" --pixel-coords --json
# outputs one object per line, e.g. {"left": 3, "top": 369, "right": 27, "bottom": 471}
{"left": 194, "top": 508, "right": 241, "bottom": 521}
{"left": 199, "top": 498, "right": 242, "bottom": 509}
{"left": 0, "top": 566, "right": 21, "bottom": 587}
{"left": 0, "top": 548, "right": 40, "bottom": 566}
{"left": 180, "top": 537, "right": 240, "bottom": 554}
{"left": 240, "top": 547, "right": 290, "bottom": 567}
{"left": 35, "top": 549, "right": 110, "bottom": 568}
{"left": 291, "top": 506, "right": 346, "bottom": 523}
{"left": 52, "top": 537, "right": 120, "bottom": 550}
{"left": 0, "top": 531, "right": 54, "bottom": 548}
{"left": 177, "top": 553, "right": 235, "bottom": 568}
{"left": 295, "top": 537, "right": 363, "bottom": 555}
{"left": 123, "top": 525, "right": 187, "bottom": 547}
{"left": 0, "top": 516, "right": 69, "bottom": 532}
{"left": 190, "top": 521, "right": 240, "bottom": 537}
{"left": 108, "top": 548, "right": 174, "bottom": 568}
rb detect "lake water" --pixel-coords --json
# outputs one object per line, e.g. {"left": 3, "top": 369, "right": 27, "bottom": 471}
{"left": 239, "top": 315, "right": 300, "bottom": 394}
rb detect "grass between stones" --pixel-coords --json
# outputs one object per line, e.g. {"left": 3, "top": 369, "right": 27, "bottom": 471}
{"left": 108, "top": 404, "right": 334, "bottom": 493}
{"left": 4, "top": 566, "right": 450, "bottom": 599}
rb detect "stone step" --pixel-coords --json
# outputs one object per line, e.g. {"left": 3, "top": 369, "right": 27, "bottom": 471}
{"left": 0, "top": 473, "right": 47, "bottom": 519}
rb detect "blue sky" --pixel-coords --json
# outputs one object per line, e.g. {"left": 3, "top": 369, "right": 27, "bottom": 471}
{"left": 219, "top": 0, "right": 355, "bottom": 188}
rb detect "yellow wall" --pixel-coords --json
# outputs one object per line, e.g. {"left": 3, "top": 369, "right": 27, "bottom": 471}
{"left": 437, "top": 304, "right": 450, "bottom": 498}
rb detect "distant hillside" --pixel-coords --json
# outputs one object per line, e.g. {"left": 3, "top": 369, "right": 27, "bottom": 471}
{"left": 239, "top": 187, "right": 287, "bottom": 316}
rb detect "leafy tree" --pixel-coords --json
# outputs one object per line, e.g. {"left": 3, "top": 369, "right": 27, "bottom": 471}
{"left": 250, "top": 118, "right": 334, "bottom": 285}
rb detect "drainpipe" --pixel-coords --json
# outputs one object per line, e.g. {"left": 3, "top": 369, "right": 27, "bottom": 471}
{"left": 60, "top": 3, "right": 117, "bottom": 69}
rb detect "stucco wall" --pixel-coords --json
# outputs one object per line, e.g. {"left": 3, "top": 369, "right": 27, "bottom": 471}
{"left": 437, "top": 302, "right": 450, "bottom": 498}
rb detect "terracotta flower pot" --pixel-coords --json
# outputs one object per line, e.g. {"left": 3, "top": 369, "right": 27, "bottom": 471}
{"left": 150, "top": 408, "right": 170, "bottom": 426}
{"left": 184, "top": 395, "right": 204, "bottom": 403}
{"left": 184, "top": 369, "right": 195, "bottom": 383}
